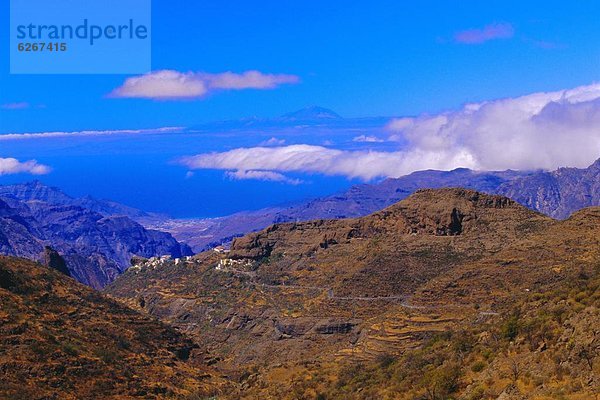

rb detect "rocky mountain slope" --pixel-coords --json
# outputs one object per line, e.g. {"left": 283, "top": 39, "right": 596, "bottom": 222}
{"left": 497, "top": 157, "right": 600, "bottom": 219}
{"left": 0, "top": 180, "right": 159, "bottom": 220}
{"left": 3, "top": 156, "right": 598, "bottom": 290}
{"left": 0, "top": 188, "right": 191, "bottom": 288}
{"left": 0, "top": 256, "right": 228, "bottom": 399}
{"left": 151, "top": 168, "right": 531, "bottom": 251}
{"left": 154, "top": 158, "right": 600, "bottom": 252}
{"left": 106, "top": 188, "right": 600, "bottom": 399}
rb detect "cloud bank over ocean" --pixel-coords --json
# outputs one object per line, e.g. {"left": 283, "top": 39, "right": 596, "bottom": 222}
{"left": 180, "top": 83, "right": 600, "bottom": 183}
{"left": 0, "top": 158, "right": 51, "bottom": 176}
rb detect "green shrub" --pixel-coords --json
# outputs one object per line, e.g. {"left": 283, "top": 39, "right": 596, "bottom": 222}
{"left": 94, "top": 347, "right": 120, "bottom": 363}
{"left": 466, "top": 385, "right": 486, "bottom": 400}
{"left": 61, "top": 341, "right": 80, "bottom": 356}
{"left": 471, "top": 361, "right": 486, "bottom": 373}
{"left": 421, "top": 362, "right": 462, "bottom": 399}
{"left": 30, "top": 340, "right": 53, "bottom": 357}
{"left": 116, "top": 336, "right": 131, "bottom": 350}
{"left": 376, "top": 353, "right": 396, "bottom": 369}
{"left": 502, "top": 316, "right": 520, "bottom": 341}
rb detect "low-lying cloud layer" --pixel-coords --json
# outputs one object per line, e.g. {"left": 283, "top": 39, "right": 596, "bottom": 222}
{"left": 179, "top": 83, "right": 600, "bottom": 183}
{"left": 0, "top": 158, "right": 51, "bottom": 176}
{"left": 110, "top": 70, "right": 300, "bottom": 100}
{"left": 259, "top": 137, "right": 286, "bottom": 146}
{"left": 180, "top": 144, "right": 472, "bottom": 181}
{"left": 0, "top": 127, "right": 183, "bottom": 141}
{"left": 225, "top": 169, "right": 302, "bottom": 185}
{"left": 353, "top": 135, "right": 384, "bottom": 143}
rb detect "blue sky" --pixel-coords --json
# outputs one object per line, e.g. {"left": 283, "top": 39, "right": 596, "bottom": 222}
{"left": 1, "top": 1, "right": 600, "bottom": 217}
{"left": 3, "top": 1, "right": 600, "bottom": 130}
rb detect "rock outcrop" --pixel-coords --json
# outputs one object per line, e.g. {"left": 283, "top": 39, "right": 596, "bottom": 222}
{"left": 42, "top": 246, "right": 70, "bottom": 276}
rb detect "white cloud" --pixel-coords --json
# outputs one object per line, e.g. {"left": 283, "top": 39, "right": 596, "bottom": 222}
{"left": 1, "top": 102, "right": 30, "bottom": 110}
{"left": 0, "top": 158, "right": 51, "bottom": 176}
{"left": 180, "top": 144, "right": 473, "bottom": 181}
{"left": 207, "top": 71, "right": 298, "bottom": 90}
{"left": 259, "top": 137, "right": 286, "bottom": 146}
{"left": 179, "top": 83, "right": 600, "bottom": 181}
{"left": 0, "top": 127, "right": 183, "bottom": 141}
{"left": 454, "top": 22, "right": 514, "bottom": 44}
{"left": 109, "top": 70, "right": 300, "bottom": 100}
{"left": 352, "top": 135, "right": 384, "bottom": 143}
{"left": 386, "top": 82, "right": 600, "bottom": 171}
{"left": 225, "top": 169, "right": 303, "bottom": 185}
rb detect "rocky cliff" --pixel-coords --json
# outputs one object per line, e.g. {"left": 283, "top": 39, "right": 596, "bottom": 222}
{"left": 0, "top": 180, "right": 157, "bottom": 219}
{"left": 498, "top": 158, "right": 600, "bottom": 218}
{"left": 0, "top": 193, "right": 192, "bottom": 288}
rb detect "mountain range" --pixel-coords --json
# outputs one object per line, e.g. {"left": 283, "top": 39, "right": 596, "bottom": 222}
{"left": 497, "top": 157, "right": 600, "bottom": 219}
{"left": 0, "top": 180, "right": 161, "bottom": 221}
{"left": 152, "top": 158, "right": 600, "bottom": 252}
{"left": 0, "top": 181, "right": 191, "bottom": 288}
{"left": 2, "top": 157, "right": 599, "bottom": 288}
{"left": 189, "top": 106, "right": 390, "bottom": 131}
{"left": 1, "top": 183, "right": 598, "bottom": 398}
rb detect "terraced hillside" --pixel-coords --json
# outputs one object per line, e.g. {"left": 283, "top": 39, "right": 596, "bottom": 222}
{"left": 106, "top": 188, "right": 600, "bottom": 398}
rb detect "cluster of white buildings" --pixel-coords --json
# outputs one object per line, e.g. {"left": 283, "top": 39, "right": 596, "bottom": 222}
{"left": 128, "top": 255, "right": 194, "bottom": 273}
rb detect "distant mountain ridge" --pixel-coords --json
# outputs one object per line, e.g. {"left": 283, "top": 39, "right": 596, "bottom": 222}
{"left": 3, "top": 158, "right": 598, "bottom": 281}
{"left": 497, "top": 158, "right": 600, "bottom": 219}
{"left": 154, "top": 159, "right": 600, "bottom": 252}
{"left": 0, "top": 180, "right": 159, "bottom": 220}
{"left": 280, "top": 106, "right": 342, "bottom": 121}
{"left": 152, "top": 168, "right": 532, "bottom": 251}
{"left": 189, "top": 106, "right": 390, "bottom": 130}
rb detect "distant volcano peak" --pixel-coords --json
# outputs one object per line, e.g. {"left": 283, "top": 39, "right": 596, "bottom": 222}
{"left": 281, "top": 106, "right": 342, "bottom": 121}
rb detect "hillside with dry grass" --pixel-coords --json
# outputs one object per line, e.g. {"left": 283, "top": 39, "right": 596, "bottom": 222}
{"left": 0, "top": 257, "right": 229, "bottom": 399}
{"left": 106, "top": 189, "right": 600, "bottom": 399}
